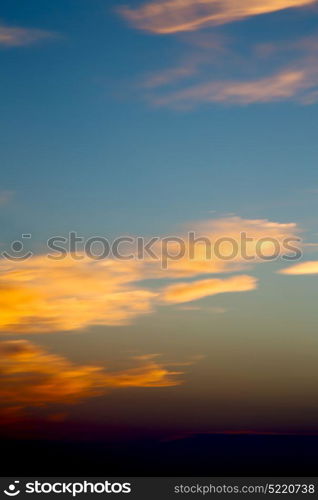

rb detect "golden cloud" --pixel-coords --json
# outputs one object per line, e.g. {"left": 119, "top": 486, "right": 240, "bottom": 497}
{"left": 120, "top": 0, "right": 316, "bottom": 34}
{"left": 279, "top": 260, "right": 318, "bottom": 275}
{"left": 0, "top": 340, "right": 184, "bottom": 411}
{"left": 0, "top": 255, "right": 157, "bottom": 332}
{"left": 161, "top": 275, "right": 257, "bottom": 304}
{"left": 146, "top": 216, "right": 300, "bottom": 277}
{"left": 0, "top": 217, "right": 300, "bottom": 333}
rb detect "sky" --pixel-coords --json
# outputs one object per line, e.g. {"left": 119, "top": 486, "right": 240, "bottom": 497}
{"left": 1, "top": 0, "right": 318, "bottom": 444}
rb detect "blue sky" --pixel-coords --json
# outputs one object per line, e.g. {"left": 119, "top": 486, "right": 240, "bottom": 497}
{"left": 1, "top": 0, "right": 318, "bottom": 242}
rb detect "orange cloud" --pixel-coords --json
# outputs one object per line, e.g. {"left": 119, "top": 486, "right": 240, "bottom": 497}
{"left": 0, "top": 340, "right": 185, "bottom": 411}
{"left": 146, "top": 216, "right": 300, "bottom": 277}
{"left": 0, "top": 24, "right": 56, "bottom": 47}
{"left": 161, "top": 275, "right": 257, "bottom": 304}
{"left": 120, "top": 0, "right": 316, "bottom": 34}
{"left": 0, "top": 217, "right": 300, "bottom": 333}
{"left": 135, "top": 27, "right": 318, "bottom": 108}
{"left": 0, "top": 255, "right": 157, "bottom": 332}
{"left": 151, "top": 68, "right": 315, "bottom": 107}
{"left": 279, "top": 261, "right": 318, "bottom": 275}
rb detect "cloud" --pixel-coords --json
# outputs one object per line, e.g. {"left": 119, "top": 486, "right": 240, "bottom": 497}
{"left": 146, "top": 216, "right": 300, "bottom": 277}
{"left": 0, "top": 340, "right": 185, "bottom": 412}
{"left": 0, "top": 24, "right": 56, "bottom": 47}
{"left": 142, "top": 59, "right": 200, "bottom": 88}
{"left": 141, "top": 35, "right": 228, "bottom": 89}
{"left": 150, "top": 67, "right": 317, "bottom": 107}
{"left": 161, "top": 275, "right": 257, "bottom": 304}
{"left": 120, "top": 0, "right": 316, "bottom": 34}
{"left": 0, "top": 217, "right": 300, "bottom": 333}
{"left": 0, "top": 255, "right": 157, "bottom": 333}
{"left": 279, "top": 261, "right": 318, "bottom": 275}
{"left": 132, "top": 20, "right": 318, "bottom": 108}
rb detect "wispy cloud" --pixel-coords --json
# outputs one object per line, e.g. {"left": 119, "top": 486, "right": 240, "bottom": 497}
{"left": 151, "top": 68, "right": 313, "bottom": 107}
{"left": 120, "top": 0, "right": 316, "bottom": 34}
{"left": 141, "top": 35, "right": 228, "bottom": 88}
{"left": 142, "top": 58, "right": 201, "bottom": 88}
{"left": 0, "top": 24, "right": 57, "bottom": 47}
{"left": 0, "top": 340, "right": 186, "bottom": 412}
{"left": 124, "top": 2, "right": 318, "bottom": 109}
{"left": 143, "top": 33, "right": 318, "bottom": 108}
{"left": 161, "top": 275, "right": 257, "bottom": 304}
{"left": 279, "top": 261, "right": 318, "bottom": 274}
